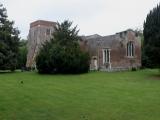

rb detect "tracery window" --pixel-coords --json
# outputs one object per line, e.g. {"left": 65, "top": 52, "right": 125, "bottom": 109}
{"left": 127, "top": 41, "right": 134, "bottom": 57}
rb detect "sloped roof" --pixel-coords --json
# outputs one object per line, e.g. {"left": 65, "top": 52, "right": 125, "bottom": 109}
{"left": 82, "top": 29, "right": 137, "bottom": 50}
{"left": 85, "top": 34, "right": 102, "bottom": 39}
{"left": 85, "top": 34, "right": 119, "bottom": 48}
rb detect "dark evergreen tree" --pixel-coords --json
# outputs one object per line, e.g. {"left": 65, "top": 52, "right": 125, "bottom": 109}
{"left": 143, "top": 4, "right": 160, "bottom": 68}
{"left": 36, "top": 20, "right": 90, "bottom": 74}
{"left": 17, "top": 40, "right": 27, "bottom": 69}
{"left": 0, "top": 3, "right": 20, "bottom": 71}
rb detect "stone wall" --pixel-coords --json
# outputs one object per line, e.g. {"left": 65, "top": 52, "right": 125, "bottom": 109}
{"left": 26, "top": 20, "right": 57, "bottom": 68}
{"left": 26, "top": 20, "right": 141, "bottom": 71}
{"left": 84, "top": 29, "right": 141, "bottom": 71}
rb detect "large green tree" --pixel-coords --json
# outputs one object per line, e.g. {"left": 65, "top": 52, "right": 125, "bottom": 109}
{"left": 17, "top": 40, "right": 27, "bottom": 69}
{"left": 143, "top": 4, "right": 160, "bottom": 68}
{"left": 0, "top": 4, "right": 20, "bottom": 71}
{"left": 36, "top": 20, "right": 90, "bottom": 74}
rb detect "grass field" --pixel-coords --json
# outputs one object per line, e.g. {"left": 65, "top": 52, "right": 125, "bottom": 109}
{"left": 0, "top": 69, "right": 160, "bottom": 120}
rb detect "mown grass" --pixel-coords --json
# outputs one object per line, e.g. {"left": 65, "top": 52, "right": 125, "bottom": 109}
{"left": 0, "top": 69, "right": 160, "bottom": 120}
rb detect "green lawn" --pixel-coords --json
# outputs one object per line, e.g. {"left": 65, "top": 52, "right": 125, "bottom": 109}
{"left": 0, "top": 69, "right": 160, "bottom": 120}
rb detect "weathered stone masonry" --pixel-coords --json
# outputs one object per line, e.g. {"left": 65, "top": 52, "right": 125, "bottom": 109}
{"left": 84, "top": 30, "right": 141, "bottom": 71}
{"left": 26, "top": 20, "right": 57, "bottom": 68}
{"left": 26, "top": 20, "right": 141, "bottom": 71}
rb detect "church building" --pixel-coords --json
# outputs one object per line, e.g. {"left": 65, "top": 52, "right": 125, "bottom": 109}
{"left": 26, "top": 20, "right": 141, "bottom": 71}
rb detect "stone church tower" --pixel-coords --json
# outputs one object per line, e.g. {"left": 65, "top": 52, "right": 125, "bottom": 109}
{"left": 26, "top": 20, "right": 57, "bottom": 68}
{"left": 26, "top": 20, "right": 141, "bottom": 71}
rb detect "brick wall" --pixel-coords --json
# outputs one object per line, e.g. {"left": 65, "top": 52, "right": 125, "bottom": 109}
{"left": 85, "top": 30, "right": 141, "bottom": 71}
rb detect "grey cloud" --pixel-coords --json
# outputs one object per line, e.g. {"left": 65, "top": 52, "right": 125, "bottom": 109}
{"left": 2, "top": 0, "right": 160, "bottom": 39}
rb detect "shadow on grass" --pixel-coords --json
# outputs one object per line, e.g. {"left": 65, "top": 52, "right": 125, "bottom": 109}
{"left": 0, "top": 72, "right": 13, "bottom": 74}
{"left": 35, "top": 70, "right": 91, "bottom": 76}
{"left": 0, "top": 70, "right": 20, "bottom": 74}
{"left": 149, "top": 74, "right": 160, "bottom": 80}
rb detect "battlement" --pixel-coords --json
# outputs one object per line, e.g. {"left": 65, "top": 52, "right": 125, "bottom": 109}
{"left": 30, "top": 20, "right": 57, "bottom": 28}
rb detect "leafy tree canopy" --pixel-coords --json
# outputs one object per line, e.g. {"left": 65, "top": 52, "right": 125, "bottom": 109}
{"left": 17, "top": 40, "right": 27, "bottom": 69}
{"left": 36, "top": 20, "right": 90, "bottom": 74}
{"left": 0, "top": 3, "right": 20, "bottom": 71}
{"left": 143, "top": 4, "right": 160, "bottom": 68}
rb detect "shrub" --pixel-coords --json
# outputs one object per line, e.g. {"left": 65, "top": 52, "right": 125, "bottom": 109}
{"left": 36, "top": 20, "right": 90, "bottom": 74}
{"left": 131, "top": 67, "right": 137, "bottom": 71}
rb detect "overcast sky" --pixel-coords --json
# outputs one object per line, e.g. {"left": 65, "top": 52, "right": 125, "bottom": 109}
{"left": 1, "top": 0, "right": 160, "bottom": 39}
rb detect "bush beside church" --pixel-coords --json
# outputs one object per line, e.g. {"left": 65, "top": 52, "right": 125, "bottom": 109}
{"left": 36, "top": 20, "right": 90, "bottom": 74}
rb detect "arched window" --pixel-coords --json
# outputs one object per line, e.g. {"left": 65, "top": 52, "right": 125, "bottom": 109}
{"left": 46, "top": 29, "right": 51, "bottom": 35}
{"left": 103, "top": 49, "right": 110, "bottom": 64}
{"left": 127, "top": 42, "right": 134, "bottom": 57}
